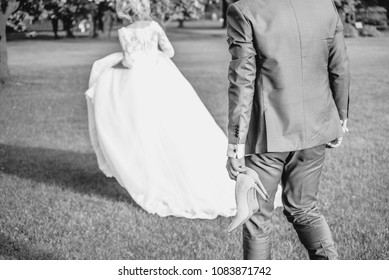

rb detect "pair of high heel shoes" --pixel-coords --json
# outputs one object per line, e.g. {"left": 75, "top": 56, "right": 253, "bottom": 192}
{"left": 227, "top": 168, "right": 269, "bottom": 233}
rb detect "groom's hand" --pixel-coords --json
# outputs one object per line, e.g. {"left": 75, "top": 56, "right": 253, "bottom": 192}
{"left": 226, "top": 157, "right": 247, "bottom": 180}
{"left": 326, "top": 137, "right": 343, "bottom": 148}
{"left": 326, "top": 119, "right": 348, "bottom": 149}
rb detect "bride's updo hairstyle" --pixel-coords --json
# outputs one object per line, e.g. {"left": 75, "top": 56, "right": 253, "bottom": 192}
{"left": 116, "top": 0, "right": 151, "bottom": 23}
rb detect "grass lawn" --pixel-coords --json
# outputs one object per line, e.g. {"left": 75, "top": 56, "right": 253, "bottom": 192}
{"left": 0, "top": 26, "right": 388, "bottom": 260}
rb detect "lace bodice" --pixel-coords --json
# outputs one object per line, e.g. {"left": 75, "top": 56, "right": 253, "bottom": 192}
{"left": 118, "top": 21, "right": 175, "bottom": 68}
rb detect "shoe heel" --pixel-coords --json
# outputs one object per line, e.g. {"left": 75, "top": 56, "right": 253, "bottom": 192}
{"left": 227, "top": 176, "right": 260, "bottom": 233}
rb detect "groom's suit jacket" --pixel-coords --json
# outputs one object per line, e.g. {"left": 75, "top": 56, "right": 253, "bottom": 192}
{"left": 227, "top": 0, "right": 350, "bottom": 156}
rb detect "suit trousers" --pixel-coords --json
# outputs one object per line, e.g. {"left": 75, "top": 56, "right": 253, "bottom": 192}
{"left": 244, "top": 144, "right": 338, "bottom": 260}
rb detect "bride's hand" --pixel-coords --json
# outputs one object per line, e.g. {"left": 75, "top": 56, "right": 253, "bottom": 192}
{"left": 226, "top": 157, "right": 247, "bottom": 180}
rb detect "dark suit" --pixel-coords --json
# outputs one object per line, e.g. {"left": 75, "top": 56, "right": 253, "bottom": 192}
{"left": 227, "top": 0, "right": 350, "bottom": 259}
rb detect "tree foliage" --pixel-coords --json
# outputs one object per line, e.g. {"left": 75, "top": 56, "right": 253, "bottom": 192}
{"left": 42, "top": 0, "right": 115, "bottom": 38}
{"left": 172, "top": 0, "right": 205, "bottom": 22}
{"left": 149, "top": 0, "right": 208, "bottom": 27}
{"left": 150, "top": 0, "right": 172, "bottom": 23}
{"left": 4, "top": 1, "right": 115, "bottom": 38}
{"left": 335, "top": 0, "right": 388, "bottom": 26}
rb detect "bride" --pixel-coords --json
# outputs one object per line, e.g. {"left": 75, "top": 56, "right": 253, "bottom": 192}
{"left": 85, "top": 0, "right": 281, "bottom": 219}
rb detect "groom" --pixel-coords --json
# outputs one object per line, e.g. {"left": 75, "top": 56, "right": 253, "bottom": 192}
{"left": 225, "top": 0, "right": 350, "bottom": 259}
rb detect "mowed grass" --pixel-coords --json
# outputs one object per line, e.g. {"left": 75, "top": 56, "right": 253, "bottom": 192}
{"left": 0, "top": 27, "right": 388, "bottom": 260}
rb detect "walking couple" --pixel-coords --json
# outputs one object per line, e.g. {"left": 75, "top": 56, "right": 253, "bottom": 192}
{"left": 85, "top": 0, "right": 350, "bottom": 260}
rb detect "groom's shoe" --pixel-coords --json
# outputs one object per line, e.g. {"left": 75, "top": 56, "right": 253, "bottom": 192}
{"left": 227, "top": 168, "right": 269, "bottom": 233}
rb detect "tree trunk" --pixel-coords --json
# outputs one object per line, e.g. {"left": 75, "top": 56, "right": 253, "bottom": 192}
{"left": 92, "top": 15, "right": 99, "bottom": 38}
{"left": 222, "top": 0, "right": 228, "bottom": 28}
{"left": 62, "top": 18, "right": 74, "bottom": 38}
{"left": 51, "top": 18, "right": 59, "bottom": 39}
{"left": 178, "top": 19, "right": 184, "bottom": 28}
{"left": 0, "top": 0, "right": 20, "bottom": 84}
{"left": 103, "top": 11, "right": 114, "bottom": 38}
{"left": 0, "top": 11, "right": 10, "bottom": 84}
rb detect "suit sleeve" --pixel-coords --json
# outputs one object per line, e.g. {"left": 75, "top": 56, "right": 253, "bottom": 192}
{"left": 226, "top": 4, "right": 257, "bottom": 157}
{"left": 328, "top": 15, "right": 350, "bottom": 120}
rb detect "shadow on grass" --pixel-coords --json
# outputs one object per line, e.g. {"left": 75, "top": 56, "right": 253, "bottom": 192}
{"left": 0, "top": 233, "right": 57, "bottom": 260}
{"left": 0, "top": 144, "right": 139, "bottom": 207}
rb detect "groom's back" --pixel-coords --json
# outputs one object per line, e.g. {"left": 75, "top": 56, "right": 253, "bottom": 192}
{"left": 229, "top": 0, "right": 348, "bottom": 153}
{"left": 240, "top": 0, "right": 338, "bottom": 97}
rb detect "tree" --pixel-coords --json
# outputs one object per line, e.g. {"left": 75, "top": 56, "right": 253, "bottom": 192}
{"left": 83, "top": 0, "right": 115, "bottom": 38}
{"left": 361, "top": 0, "right": 389, "bottom": 15}
{"left": 1, "top": 0, "right": 20, "bottom": 84}
{"left": 43, "top": 0, "right": 87, "bottom": 38}
{"left": 358, "top": 0, "right": 388, "bottom": 23}
{"left": 335, "top": 0, "right": 358, "bottom": 23}
{"left": 150, "top": 0, "right": 173, "bottom": 25}
{"left": 335, "top": 0, "right": 388, "bottom": 21}
{"left": 42, "top": 0, "right": 113, "bottom": 38}
{"left": 376, "top": 0, "right": 389, "bottom": 19}
{"left": 171, "top": 0, "right": 206, "bottom": 28}
{"left": 221, "top": 0, "right": 227, "bottom": 28}
{"left": 334, "top": 0, "right": 388, "bottom": 37}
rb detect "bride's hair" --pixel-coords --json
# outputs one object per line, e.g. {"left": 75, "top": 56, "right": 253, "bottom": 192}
{"left": 116, "top": 0, "right": 152, "bottom": 23}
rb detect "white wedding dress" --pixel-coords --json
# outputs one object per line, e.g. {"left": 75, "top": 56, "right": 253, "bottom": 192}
{"left": 85, "top": 21, "right": 281, "bottom": 219}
